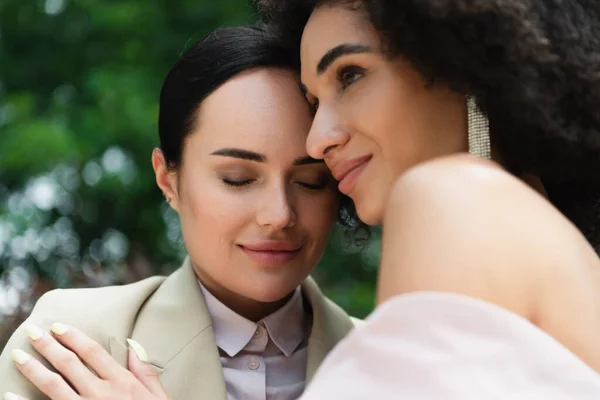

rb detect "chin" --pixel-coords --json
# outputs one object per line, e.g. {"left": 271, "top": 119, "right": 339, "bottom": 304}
{"left": 355, "top": 200, "right": 385, "bottom": 227}
{"left": 246, "top": 282, "right": 300, "bottom": 304}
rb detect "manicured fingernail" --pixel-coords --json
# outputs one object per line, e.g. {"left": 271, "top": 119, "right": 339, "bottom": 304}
{"left": 11, "top": 349, "right": 31, "bottom": 365}
{"left": 51, "top": 323, "right": 69, "bottom": 335}
{"left": 4, "top": 392, "right": 21, "bottom": 400}
{"left": 25, "top": 325, "right": 44, "bottom": 341}
{"left": 126, "top": 338, "right": 148, "bottom": 363}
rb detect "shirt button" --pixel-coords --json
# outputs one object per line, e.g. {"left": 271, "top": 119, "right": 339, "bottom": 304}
{"left": 248, "top": 357, "right": 260, "bottom": 370}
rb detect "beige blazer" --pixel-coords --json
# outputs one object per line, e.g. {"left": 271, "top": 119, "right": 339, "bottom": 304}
{"left": 0, "top": 258, "right": 359, "bottom": 399}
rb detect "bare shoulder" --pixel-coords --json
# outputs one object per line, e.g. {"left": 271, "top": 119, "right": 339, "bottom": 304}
{"left": 377, "top": 155, "right": 600, "bottom": 322}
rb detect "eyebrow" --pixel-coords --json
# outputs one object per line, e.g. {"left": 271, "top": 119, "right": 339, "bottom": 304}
{"left": 211, "top": 148, "right": 264, "bottom": 162}
{"left": 211, "top": 148, "right": 324, "bottom": 166}
{"left": 316, "top": 43, "right": 373, "bottom": 75}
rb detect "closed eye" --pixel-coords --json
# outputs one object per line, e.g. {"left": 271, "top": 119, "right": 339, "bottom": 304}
{"left": 298, "top": 181, "right": 327, "bottom": 190}
{"left": 222, "top": 178, "right": 254, "bottom": 188}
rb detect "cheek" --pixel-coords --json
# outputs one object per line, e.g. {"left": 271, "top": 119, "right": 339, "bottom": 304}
{"left": 358, "top": 75, "right": 433, "bottom": 174}
{"left": 178, "top": 178, "right": 252, "bottom": 248}
{"left": 297, "top": 191, "right": 338, "bottom": 238}
{"left": 343, "top": 76, "right": 402, "bottom": 151}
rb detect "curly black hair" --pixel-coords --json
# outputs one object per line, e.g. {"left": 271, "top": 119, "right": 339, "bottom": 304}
{"left": 258, "top": 0, "right": 600, "bottom": 253}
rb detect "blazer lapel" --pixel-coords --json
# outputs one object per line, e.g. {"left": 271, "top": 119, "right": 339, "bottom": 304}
{"left": 106, "top": 264, "right": 353, "bottom": 398}
{"left": 108, "top": 336, "right": 129, "bottom": 367}
{"left": 128, "top": 258, "right": 227, "bottom": 400}
{"left": 301, "top": 277, "right": 355, "bottom": 382}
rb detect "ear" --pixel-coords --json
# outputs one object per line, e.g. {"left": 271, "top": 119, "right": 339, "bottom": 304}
{"left": 152, "top": 148, "right": 181, "bottom": 213}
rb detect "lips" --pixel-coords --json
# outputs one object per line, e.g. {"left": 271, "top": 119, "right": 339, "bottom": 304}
{"left": 241, "top": 240, "right": 301, "bottom": 252}
{"left": 330, "top": 155, "right": 372, "bottom": 181}
{"left": 238, "top": 240, "right": 302, "bottom": 267}
{"left": 330, "top": 155, "right": 372, "bottom": 195}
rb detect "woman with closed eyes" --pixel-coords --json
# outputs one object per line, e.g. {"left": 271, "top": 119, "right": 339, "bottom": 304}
{"left": 0, "top": 24, "right": 362, "bottom": 400}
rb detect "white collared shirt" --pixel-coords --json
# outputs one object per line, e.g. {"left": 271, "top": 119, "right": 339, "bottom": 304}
{"left": 199, "top": 283, "right": 311, "bottom": 400}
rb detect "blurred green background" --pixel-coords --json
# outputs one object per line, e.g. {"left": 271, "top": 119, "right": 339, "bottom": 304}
{"left": 0, "top": 0, "right": 379, "bottom": 348}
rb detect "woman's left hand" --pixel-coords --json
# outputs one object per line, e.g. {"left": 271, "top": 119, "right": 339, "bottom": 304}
{"left": 5, "top": 323, "right": 171, "bottom": 400}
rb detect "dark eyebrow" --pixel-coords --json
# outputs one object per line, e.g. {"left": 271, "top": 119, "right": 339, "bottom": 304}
{"left": 211, "top": 148, "right": 265, "bottom": 162}
{"left": 211, "top": 149, "right": 324, "bottom": 166}
{"left": 317, "top": 44, "right": 373, "bottom": 75}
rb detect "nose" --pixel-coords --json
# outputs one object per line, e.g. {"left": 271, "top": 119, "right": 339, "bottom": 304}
{"left": 306, "top": 104, "right": 350, "bottom": 159}
{"left": 256, "top": 184, "right": 297, "bottom": 230}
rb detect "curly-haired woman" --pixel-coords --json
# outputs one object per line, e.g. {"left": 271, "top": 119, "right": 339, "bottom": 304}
{"left": 259, "top": 1, "right": 600, "bottom": 397}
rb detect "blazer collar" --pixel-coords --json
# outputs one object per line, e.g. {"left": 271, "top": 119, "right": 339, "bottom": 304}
{"left": 130, "top": 257, "right": 227, "bottom": 400}
{"left": 112, "top": 257, "right": 356, "bottom": 399}
{"left": 301, "top": 276, "right": 355, "bottom": 382}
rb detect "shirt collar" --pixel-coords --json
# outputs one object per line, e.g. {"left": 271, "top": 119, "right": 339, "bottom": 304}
{"left": 262, "top": 286, "right": 306, "bottom": 357}
{"left": 199, "top": 281, "right": 306, "bottom": 357}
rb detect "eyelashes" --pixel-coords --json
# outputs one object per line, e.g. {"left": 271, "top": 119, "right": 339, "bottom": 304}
{"left": 306, "top": 64, "right": 365, "bottom": 116}
{"left": 222, "top": 178, "right": 254, "bottom": 187}
{"left": 297, "top": 182, "right": 328, "bottom": 190}
{"left": 337, "top": 65, "right": 365, "bottom": 90}
{"left": 221, "top": 179, "right": 327, "bottom": 190}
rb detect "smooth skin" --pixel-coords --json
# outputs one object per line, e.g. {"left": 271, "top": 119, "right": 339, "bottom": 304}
{"left": 153, "top": 68, "right": 338, "bottom": 322}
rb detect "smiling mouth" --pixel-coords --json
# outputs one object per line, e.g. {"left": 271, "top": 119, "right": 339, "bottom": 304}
{"left": 238, "top": 245, "right": 302, "bottom": 267}
{"left": 331, "top": 155, "right": 372, "bottom": 195}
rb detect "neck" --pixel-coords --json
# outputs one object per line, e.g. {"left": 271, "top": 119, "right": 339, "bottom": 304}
{"left": 194, "top": 267, "right": 293, "bottom": 322}
{"left": 215, "top": 290, "right": 294, "bottom": 322}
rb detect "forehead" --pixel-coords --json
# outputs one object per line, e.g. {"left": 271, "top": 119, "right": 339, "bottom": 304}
{"left": 300, "top": 5, "right": 378, "bottom": 79}
{"left": 193, "top": 69, "right": 313, "bottom": 158}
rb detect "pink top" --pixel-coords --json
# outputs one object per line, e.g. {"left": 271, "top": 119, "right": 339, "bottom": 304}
{"left": 199, "top": 283, "right": 310, "bottom": 400}
{"left": 301, "top": 292, "right": 600, "bottom": 399}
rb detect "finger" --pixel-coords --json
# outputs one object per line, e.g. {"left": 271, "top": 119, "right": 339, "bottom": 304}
{"left": 50, "top": 323, "right": 126, "bottom": 381}
{"left": 4, "top": 392, "right": 29, "bottom": 400}
{"left": 11, "top": 349, "right": 79, "bottom": 400}
{"left": 127, "top": 342, "right": 169, "bottom": 399}
{"left": 24, "top": 325, "right": 99, "bottom": 395}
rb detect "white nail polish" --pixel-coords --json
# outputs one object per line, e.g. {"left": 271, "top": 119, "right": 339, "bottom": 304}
{"left": 126, "top": 338, "right": 148, "bottom": 363}
{"left": 24, "top": 325, "right": 44, "bottom": 341}
{"left": 4, "top": 392, "right": 21, "bottom": 400}
{"left": 51, "top": 322, "right": 69, "bottom": 336}
{"left": 11, "top": 349, "right": 31, "bottom": 366}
